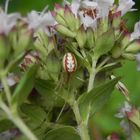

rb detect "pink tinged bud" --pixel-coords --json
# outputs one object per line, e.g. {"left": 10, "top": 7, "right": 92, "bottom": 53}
{"left": 55, "top": 4, "right": 62, "bottom": 10}
{"left": 112, "top": 11, "right": 121, "bottom": 29}
{"left": 54, "top": 4, "right": 64, "bottom": 17}
{"left": 63, "top": 53, "right": 77, "bottom": 73}
{"left": 64, "top": 5, "right": 71, "bottom": 12}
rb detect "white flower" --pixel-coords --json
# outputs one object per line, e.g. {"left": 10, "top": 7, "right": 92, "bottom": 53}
{"left": 79, "top": 11, "right": 97, "bottom": 29}
{"left": 25, "top": 11, "right": 57, "bottom": 36}
{"left": 130, "top": 21, "right": 140, "bottom": 41}
{"left": 117, "top": 0, "right": 135, "bottom": 16}
{"left": 67, "top": 0, "right": 115, "bottom": 29}
{"left": 93, "top": 0, "right": 114, "bottom": 18}
{"left": 0, "top": 11, "right": 20, "bottom": 35}
{"left": 70, "top": 0, "right": 81, "bottom": 17}
{"left": 115, "top": 102, "right": 132, "bottom": 118}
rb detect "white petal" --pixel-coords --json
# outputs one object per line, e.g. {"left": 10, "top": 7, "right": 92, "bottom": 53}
{"left": 79, "top": 11, "right": 97, "bottom": 29}
{"left": 0, "top": 12, "right": 20, "bottom": 35}
{"left": 130, "top": 21, "right": 140, "bottom": 40}
{"left": 82, "top": 1, "right": 98, "bottom": 8}
{"left": 71, "top": 0, "right": 81, "bottom": 16}
{"left": 117, "top": 0, "right": 135, "bottom": 16}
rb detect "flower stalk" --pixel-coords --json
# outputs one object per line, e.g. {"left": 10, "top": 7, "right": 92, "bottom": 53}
{"left": 0, "top": 75, "right": 38, "bottom": 140}
{"left": 72, "top": 100, "right": 90, "bottom": 140}
{"left": 87, "top": 57, "right": 98, "bottom": 92}
{"left": 1, "top": 76, "right": 12, "bottom": 106}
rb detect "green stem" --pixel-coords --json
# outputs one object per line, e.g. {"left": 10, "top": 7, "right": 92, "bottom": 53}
{"left": 1, "top": 76, "right": 12, "bottom": 105}
{"left": 0, "top": 100, "right": 38, "bottom": 140}
{"left": 11, "top": 115, "right": 38, "bottom": 140}
{"left": 72, "top": 101, "right": 90, "bottom": 140}
{"left": 87, "top": 57, "right": 97, "bottom": 92}
{"left": 0, "top": 76, "right": 38, "bottom": 140}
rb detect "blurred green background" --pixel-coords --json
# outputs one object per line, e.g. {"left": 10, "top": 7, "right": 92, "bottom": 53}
{"left": 0, "top": 0, "right": 140, "bottom": 139}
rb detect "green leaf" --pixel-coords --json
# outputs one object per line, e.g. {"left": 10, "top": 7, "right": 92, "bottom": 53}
{"left": 94, "top": 29, "right": 115, "bottom": 58}
{"left": 78, "top": 78, "right": 120, "bottom": 121}
{"left": 20, "top": 103, "right": 47, "bottom": 129}
{"left": 44, "top": 126, "right": 80, "bottom": 140}
{"left": 12, "top": 65, "right": 37, "bottom": 104}
{"left": 35, "top": 79, "right": 64, "bottom": 108}
{"left": 69, "top": 69, "right": 84, "bottom": 89}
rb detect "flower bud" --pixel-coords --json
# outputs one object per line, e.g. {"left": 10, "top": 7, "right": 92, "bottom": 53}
{"left": 86, "top": 28, "right": 95, "bottom": 49}
{"left": 111, "top": 75, "right": 130, "bottom": 101}
{"left": 54, "top": 4, "right": 64, "bottom": 17}
{"left": 76, "top": 26, "right": 87, "bottom": 48}
{"left": 112, "top": 11, "right": 121, "bottom": 29}
{"left": 53, "top": 12, "right": 67, "bottom": 27}
{"left": 125, "top": 41, "right": 140, "bottom": 53}
{"left": 122, "top": 53, "right": 135, "bottom": 60}
{"left": 55, "top": 24, "right": 76, "bottom": 38}
{"left": 63, "top": 53, "right": 77, "bottom": 73}
{"left": 121, "top": 35, "right": 131, "bottom": 49}
{"left": 111, "top": 46, "right": 122, "bottom": 58}
{"left": 64, "top": 5, "right": 80, "bottom": 31}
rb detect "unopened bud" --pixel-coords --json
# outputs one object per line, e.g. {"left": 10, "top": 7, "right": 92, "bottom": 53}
{"left": 122, "top": 53, "right": 135, "bottom": 60}
{"left": 55, "top": 24, "right": 76, "bottom": 38}
{"left": 86, "top": 28, "right": 95, "bottom": 49}
{"left": 76, "top": 26, "right": 86, "bottom": 48}
{"left": 125, "top": 41, "right": 140, "bottom": 53}
{"left": 111, "top": 46, "right": 122, "bottom": 58}
{"left": 111, "top": 75, "right": 130, "bottom": 101}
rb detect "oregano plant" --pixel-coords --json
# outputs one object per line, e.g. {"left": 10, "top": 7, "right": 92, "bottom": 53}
{"left": 0, "top": 0, "right": 140, "bottom": 140}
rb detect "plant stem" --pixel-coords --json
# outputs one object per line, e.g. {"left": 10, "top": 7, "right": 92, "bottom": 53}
{"left": 87, "top": 57, "right": 97, "bottom": 92}
{"left": 0, "top": 100, "right": 38, "bottom": 140}
{"left": 0, "top": 76, "right": 38, "bottom": 140}
{"left": 1, "top": 76, "right": 12, "bottom": 106}
{"left": 11, "top": 115, "right": 38, "bottom": 140}
{"left": 72, "top": 101, "right": 90, "bottom": 140}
